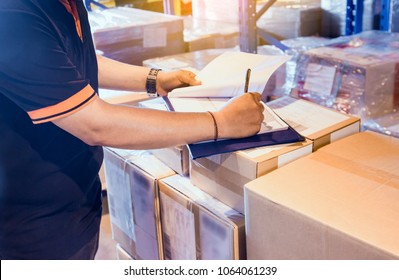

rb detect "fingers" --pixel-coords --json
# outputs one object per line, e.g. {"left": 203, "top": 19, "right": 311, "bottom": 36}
{"left": 179, "top": 70, "right": 201, "bottom": 86}
{"left": 248, "top": 92, "right": 264, "bottom": 127}
{"left": 248, "top": 92, "right": 262, "bottom": 103}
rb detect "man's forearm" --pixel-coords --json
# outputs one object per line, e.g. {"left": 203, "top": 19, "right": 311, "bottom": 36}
{"left": 53, "top": 96, "right": 215, "bottom": 149}
{"left": 97, "top": 54, "right": 149, "bottom": 92}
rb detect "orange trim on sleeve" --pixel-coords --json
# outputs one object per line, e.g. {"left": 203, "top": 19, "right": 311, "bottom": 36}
{"left": 28, "top": 84, "right": 96, "bottom": 124}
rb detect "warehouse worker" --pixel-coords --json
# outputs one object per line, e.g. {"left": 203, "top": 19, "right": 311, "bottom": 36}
{"left": 0, "top": 0, "right": 264, "bottom": 260}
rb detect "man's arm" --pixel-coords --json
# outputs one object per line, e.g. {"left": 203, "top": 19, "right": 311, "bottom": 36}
{"left": 53, "top": 93, "right": 264, "bottom": 149}
{"left": 96, "top": 55, "right": 201, "bottom": 95}
{"left": 53, "top": 55, "right": 264, "bottom": 150}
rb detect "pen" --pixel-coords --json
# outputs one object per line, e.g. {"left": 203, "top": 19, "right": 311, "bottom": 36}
{"left": 244, "top": 68, "right": 251, "bottom": 93}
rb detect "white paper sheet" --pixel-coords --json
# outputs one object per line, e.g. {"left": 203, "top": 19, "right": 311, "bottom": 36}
{"left": 168, "top": 51, "right": 291, "bottom": 98}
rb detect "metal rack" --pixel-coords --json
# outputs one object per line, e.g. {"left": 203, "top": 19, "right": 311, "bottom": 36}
{"left": 238, "top": 0, "right": 290, "bottom": 53}
{"left": 345, "top": 0, "right": 393, "bottom": 34}
{"left": 238, "top": 0, "right": 396, "bottom": 52}
{"left": 345, "top": 0, "right": 364, "bottom": 34}
{"left": 379, "top": 0, "right": 392, "bottom": 31}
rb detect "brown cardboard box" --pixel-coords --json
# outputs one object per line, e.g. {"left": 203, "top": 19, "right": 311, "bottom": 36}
{"left": 151, "top": 145, "right": 190, "bottom": 177}
{"left": 245, "top": 131, "right": 399, "bottom": 259}
{"left": 191, "top": 140, "right": 313, "bottom": 214}
{"left": 159, "top": 175, "right": 246, "bottom": 260}
{"left": 103, "top": 148, "right": 175, "bottom": 260}
{"left": 267, "top": 96, "right": 361, "bottom": 151}
{"left": 191, "top": 95, "right": 359, "bottom": 214}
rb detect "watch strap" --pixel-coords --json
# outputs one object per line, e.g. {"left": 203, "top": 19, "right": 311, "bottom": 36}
{"left": 146, "top": 68, "right": 161, "bottom": 97}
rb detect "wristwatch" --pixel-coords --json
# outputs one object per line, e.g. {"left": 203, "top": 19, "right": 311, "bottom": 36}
{"left": 146, "top": 68, "right": 161, "bottom": 97}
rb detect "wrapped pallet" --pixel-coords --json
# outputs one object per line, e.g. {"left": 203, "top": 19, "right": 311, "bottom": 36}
{"left": 363, "top": 111, "right": 399, "bottom": 138}
{"left": 292, "top": 31, "right": 399, "bottom": 120}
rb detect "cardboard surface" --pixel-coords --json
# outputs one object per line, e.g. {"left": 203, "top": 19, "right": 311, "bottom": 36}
{"left": 245, "top": 131, "right": 399, "bottom": 259}
{"left": 190, "top": 140, "right": 313, "bottom": 214}
{"left": 267, "top": 96, "right": 361, "bottom": 150}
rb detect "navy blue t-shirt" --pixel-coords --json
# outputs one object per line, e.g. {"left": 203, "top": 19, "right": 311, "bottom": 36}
{"left": 0, "top": 0, "right": 103, "bottom": 259}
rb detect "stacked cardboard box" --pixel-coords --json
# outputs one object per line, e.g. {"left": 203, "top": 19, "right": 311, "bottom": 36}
{"left": 103, "top": 148, "right": 175, "bottom": 260}
{"left": 88, "top": 7, "right": 185, "bottom": 65}
{"left": 191, "top": 141, "right": 313, "bottom": 214}
{"left": 257, "top": 2, "right": 322, "bottom": 40}
{"left": 159, "top": 175, "right": 246, "bottom": 260}
{"left": 245, "top": 131, "right": 399, "bottom": 259}
{"left": 191, "top": 96, "right": 360, "bottom": 214}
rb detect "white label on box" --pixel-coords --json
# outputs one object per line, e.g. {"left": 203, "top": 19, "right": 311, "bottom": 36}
{"left": 303, "top": 63, "right": 336, "bottom": 96}
{"left": 277, "top": 144, "right": 313, "bottom": 167}
{"left": 160, "top": 192, "right": 196, "bottom": 260}
{"left": 330, "top": 122, "right": 360, "bottom": 142}
{"left": 270, "top": 97, "right": 349, "bottom": 136}
{"left": 143, "top": 27, "right": 167, "bottom": 48}
{"left": 104, "top": 160, "right": 136, "bottom": 242}
{"left": 199, "top": 210, "right": 232, "bottom": 260}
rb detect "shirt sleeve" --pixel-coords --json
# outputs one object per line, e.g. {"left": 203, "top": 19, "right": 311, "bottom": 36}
{"left": 0, "top": 5, "right": 96, "bottom": 124}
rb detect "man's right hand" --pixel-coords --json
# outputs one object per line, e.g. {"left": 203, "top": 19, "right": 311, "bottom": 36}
{"left": 213, "top": 92, "right": 264, "bottom": 139}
